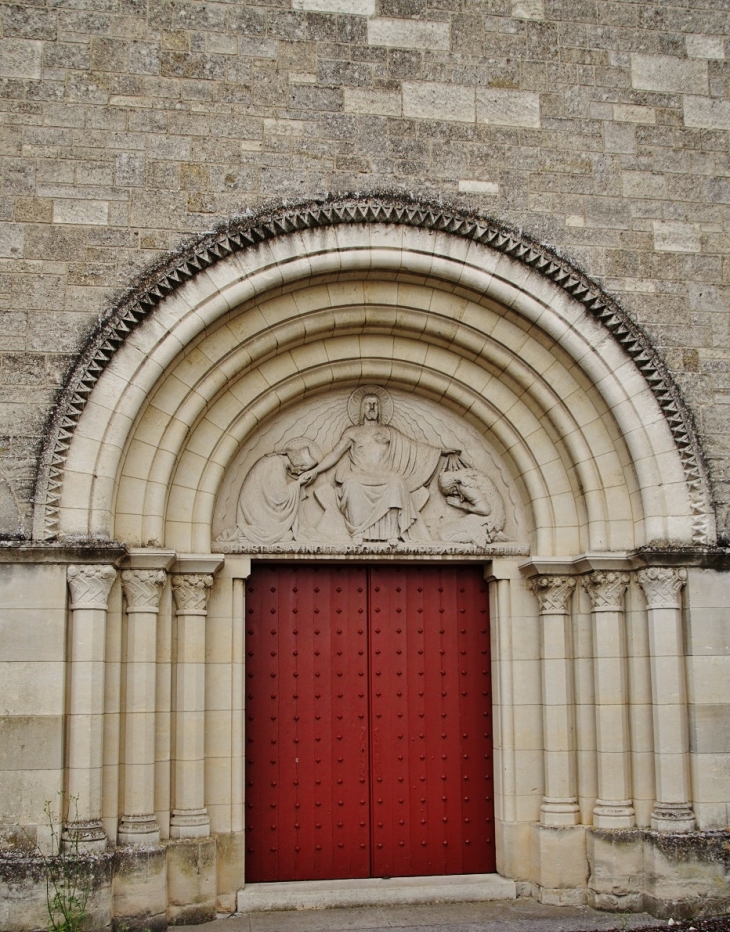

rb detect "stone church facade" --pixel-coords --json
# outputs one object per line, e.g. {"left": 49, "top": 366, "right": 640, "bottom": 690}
{"left": 2, "top": 0, "right": 730, "bottom": 928}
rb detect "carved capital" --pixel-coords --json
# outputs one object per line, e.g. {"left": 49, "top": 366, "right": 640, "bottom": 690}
{"left": 67, "top": 564, "right": 116, "bottom": 610}
{"left": 581, "top": 571, "right": 630, "bottom": 611}
{"left": 171, "top": 574, "right": 213, "bottom": 614}
{"left": 121, "top": 569, "right": 166, "bottom": 612}
{"left": 636, "top": 567, "right": 688, "bottom": 609}
{"left": 530, "top": 575, "right": 576, "bottom": 614}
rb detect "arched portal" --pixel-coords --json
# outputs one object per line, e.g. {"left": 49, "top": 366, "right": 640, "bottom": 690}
{"left": 33, "top": 199, "right": 713, "bottom": 550}
{"left": 21, "top": 199, "right": 725, "bottom": 925}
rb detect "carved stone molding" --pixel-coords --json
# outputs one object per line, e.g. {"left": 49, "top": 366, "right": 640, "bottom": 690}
{"left": 171, "top": 574, "right": 213, "bottom": 614}
{"left": 170, "top": 807, "right": 211, "bottom": 839}
{"left": 33, "top": 196, "right": 713, "bottom": 546}
{"left": 530, "top": 575, "right": 576, "bottom": 614}
{"left": 62, "top": 819, "right": 107, "bottom": 852}
{"left": 67, "top": 564, "right": 116, "bottom": 610}
{"left": 581, "top": 571, "right": 630, "bottom": 611}
{"left": 636, "top": 567, "right": 688, "bottom": 609}
{"left": 651, "top": 801, "right": 696, "bottom": 833}
{"left": 117, "top": 813, "right": 160, "bottom": 846}
{"left": 121, "top": 568, "right": 166, "bottom": 612}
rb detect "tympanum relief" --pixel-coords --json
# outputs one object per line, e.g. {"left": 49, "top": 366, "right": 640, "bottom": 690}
{"left": 215, "top": 386, "right": 527, "bottom": 555}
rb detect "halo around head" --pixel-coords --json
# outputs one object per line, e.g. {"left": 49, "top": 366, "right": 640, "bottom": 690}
{"left": 280, "top": 436, "right": 322, "bottom": 463}
{"left": 348, "top": 385, "right": 393, "bottom": 425}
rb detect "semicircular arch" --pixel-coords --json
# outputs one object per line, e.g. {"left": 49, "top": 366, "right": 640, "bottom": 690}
{"left": 35, "top": 197, "right": 714, "bottom": 554}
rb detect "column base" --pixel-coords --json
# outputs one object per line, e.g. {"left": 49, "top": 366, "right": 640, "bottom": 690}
{"left": 593, "top": 799, "right": 636, "bottom": 829}
{"left": 118, "top": 815, "right": 161, "bottom": 846}
{"left": 540, "top": 797, "right": 581, "bottom": 826}
{"left": 62, "top": 819, "right": 108, "bottom": 852}
{"left": 650, "top": 802, "right": 696, "bottom": 833}
{"left": 169, "top": 808, "right": 210, "bottom": 839}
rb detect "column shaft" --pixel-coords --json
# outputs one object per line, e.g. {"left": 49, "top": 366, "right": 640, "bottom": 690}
{"left": 637, "top": 567, "right": 695, "bottom": 832}
{"left": 231, "top": 576, "right": 245, "bottom": 836}
{"left": 531, "top": 575, "right": 580, "bottom": 825}
{"left": 119, "top": 568, "right": 166, "bottom": 845}
{"left": 583, "top": 571, "right": 634, "bottom": 828}
{"left": 65, "top": 564, "right": 117, "bottom": 850}
{"left": 170, "top": 573, "right": 213, "bottom": 838}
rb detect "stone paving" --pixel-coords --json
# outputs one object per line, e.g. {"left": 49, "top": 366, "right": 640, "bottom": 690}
{"left": 176, "top": 900, "right": 666, "bottom": 932}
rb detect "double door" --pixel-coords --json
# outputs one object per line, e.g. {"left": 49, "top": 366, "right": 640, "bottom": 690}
{"left": 244, "top": 563, "right": 495, "bottom": 882}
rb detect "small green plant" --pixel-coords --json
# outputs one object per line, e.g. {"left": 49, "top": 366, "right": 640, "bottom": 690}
{"left": 26, "top": 794, "right": 92, "bottom": 932}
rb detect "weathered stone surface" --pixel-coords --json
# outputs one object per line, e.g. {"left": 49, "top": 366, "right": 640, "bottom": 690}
{"left": 631, "top": 54, "right": 709, "bottom": 95}
{"left": 367, "top": 18, "right": 450, "bottom": 51}
{"left": 0, "top": 39, "right": 42, "bottom": 79}
{"left": 402, "top": 82, "right": 475, "bottom": 122}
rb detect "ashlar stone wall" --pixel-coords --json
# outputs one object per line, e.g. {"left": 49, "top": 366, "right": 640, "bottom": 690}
{"left": 1, "top": 0, "right": 730, "bottom": 539}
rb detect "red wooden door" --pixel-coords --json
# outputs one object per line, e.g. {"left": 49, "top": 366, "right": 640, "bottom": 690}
{"left": 369, "top": 565, "right": 494, "bottom": 877}
{"left": 245, "top": 564, "right": 371, "bottom": 882}
{"left": 245, "top": 563, "right": 494, "bottom": 883}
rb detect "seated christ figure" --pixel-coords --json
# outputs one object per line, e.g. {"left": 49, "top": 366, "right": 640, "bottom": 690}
{"left": 299, "top": 390, "right": 443, "bottom": 543}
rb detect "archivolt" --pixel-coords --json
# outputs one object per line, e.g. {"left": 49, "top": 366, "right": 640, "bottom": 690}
{"left": 32, "top": 195, "right": 714, "bottom": 548}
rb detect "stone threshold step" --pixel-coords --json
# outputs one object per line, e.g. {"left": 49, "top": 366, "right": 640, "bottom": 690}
{"left": 237, "top": 873, "right": 516, "bottom": 912}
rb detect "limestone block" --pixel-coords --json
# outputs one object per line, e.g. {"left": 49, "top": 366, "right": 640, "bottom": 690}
{"left": 53, "top": 200, "right": 109, "bottom": 226}
{"left": 531, "top": 823, "right": 588, "bottom": 891}
{"left": 216, "top": 831, "right": 244, "bottom": 914}
{"left": 0, "top": 224, "right": 24, "bottom": 259}
{"left": 476, "top": 89, "right": 540, "bottom": 128}
{"left": 367, "top": 18, "right": 450, "bottom": 51}
{"left": 458, "top": 180, "right": 500, "bottom": 195}
{"left": 630, "top": 53, "right": 708, "bottom": 94}
{"left": 587, "top": 829, "right": 644, "bottom": 911}
{"left": 512, "top": 0, "right": 543, "bottom": 20}
{"left": 0, "top": 851, "right": 113, "bottom": 932}
{"left": 0, "top": 662, "right": 65, "bottom": 716}
{"left": 496, "top": 820, "right": 533, "bottom": 881}
{"left": 689, "top": 752, "right": 730, "bottom": 802}
{"left": 687, "top": 655, "right": 730, "bottom": 705}
{"left": 402, "top": 82, "right": 475, "bottom": 123}
{"left": 685, "top": 35, "right": 725, "bottom": 60}
{"left": 653, "top": 221, "right": 700, "bottom": 254}
{"left": 643, "top": 832, "right": 730, "bottom": 919}
{"left": 292, "top": 0, "right": 374, "bottom": 12}
{"left": 684, "top": 95, "right": 730, "bottom": 130}
{"left": 613, "top": 104, "right": 656, "bottom": 123}
{"left": 344, "top": 87, "right": 402, "bottom": 116}
{"left": 0, "top": 39, "right": 42, "bottom": 79}
{"left": 167, "top": 837, "right": 216, "bottom": 925}
{"left": 113, "top": 846, "right": 166, "bottom": 932}
{"left": 0, "top": 716, "right": 63, "bottom": 771}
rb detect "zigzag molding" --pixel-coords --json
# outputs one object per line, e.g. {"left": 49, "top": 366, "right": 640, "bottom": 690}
{"left": 33, "top": 195, "right": 715, "bottom": 545}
